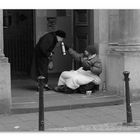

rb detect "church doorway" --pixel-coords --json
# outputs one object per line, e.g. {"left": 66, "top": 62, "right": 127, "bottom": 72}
{"left": 3, "top": 10, "right": 35, "bottom": 79}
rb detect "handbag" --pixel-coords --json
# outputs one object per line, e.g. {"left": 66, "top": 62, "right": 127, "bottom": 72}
{"left": 48, "top": 60, "right": 54, "bottom": 70}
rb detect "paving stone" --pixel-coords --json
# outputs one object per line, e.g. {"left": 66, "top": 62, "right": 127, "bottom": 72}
{"left": 16, "top": 113, "right": 38, "bottom": 121}
{"left": 47, "top": 121, "right": 140, "bottom": 132}
{"left": 0, "top": 114, "right": 23, "bottom": 124}
{"left": 2, "top": 120, "right": 38, "bottom": 132}
{"left": 45, "top": 112, "right": 79, "bottom": 128}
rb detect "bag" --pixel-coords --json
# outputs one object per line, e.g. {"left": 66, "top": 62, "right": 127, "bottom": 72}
{"left": 48, "top": 60, "right": 54, "bottom": 70}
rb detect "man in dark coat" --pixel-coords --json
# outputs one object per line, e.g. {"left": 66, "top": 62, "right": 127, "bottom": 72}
{"left": 31, "top": 30, "right": 66, "bottom": 90}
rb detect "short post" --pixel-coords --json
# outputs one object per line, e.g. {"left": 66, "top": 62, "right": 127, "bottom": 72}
{"left": 38, "top": 76, "right": 45, "bottom": 131}
{"left": 123, "top": 71, "right": 134, "bottom": 125}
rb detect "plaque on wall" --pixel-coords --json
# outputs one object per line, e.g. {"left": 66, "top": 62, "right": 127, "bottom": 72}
{"left": 47, "top": 17, "right": 57, "bottom": 32}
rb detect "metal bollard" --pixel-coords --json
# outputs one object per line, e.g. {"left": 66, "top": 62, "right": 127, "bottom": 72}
{"left": 123, "top": 71, "right": 134, "bottom": 125}
{"left": 38, "top": 76, "right": 45, "bottom": 131}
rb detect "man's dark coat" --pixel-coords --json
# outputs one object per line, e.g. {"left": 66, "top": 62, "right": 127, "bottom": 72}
{"left": 31, "top": 32, "right": 58, "bottom": 83}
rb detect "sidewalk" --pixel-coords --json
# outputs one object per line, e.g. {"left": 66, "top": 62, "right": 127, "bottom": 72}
{"left": 11, "top": 78, "right": 124, "bottom": 114}
{"left": 2, "top": 77, "right": 139, "bottom": 132}
{"left": 0, "top": 102, "right": 140, "bottom": 131}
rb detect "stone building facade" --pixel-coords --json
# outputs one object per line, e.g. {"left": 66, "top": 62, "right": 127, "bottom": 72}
{"left": 0, "top": 9, "right": 140, "bottom": 113}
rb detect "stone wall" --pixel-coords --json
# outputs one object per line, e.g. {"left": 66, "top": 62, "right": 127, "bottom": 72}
{"left": 0, "top": 10, "right": 11, "bottom": 113}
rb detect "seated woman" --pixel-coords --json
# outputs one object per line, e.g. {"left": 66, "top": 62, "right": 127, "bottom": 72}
{"left": 54, "top": 45, "right": 102, "bottom": 94}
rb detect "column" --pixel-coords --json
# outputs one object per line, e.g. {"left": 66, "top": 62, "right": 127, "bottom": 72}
{"left": 0, "top": 10, "right": 4, "bottom": 56}
{"left": 0, "top": 10, "right": 11, "bottom": 113}
{"left": 94, "top": 10, "right": 109, "bottom": 91}
{"left": 107, "top": 10, "right": 140, "bottom": 96}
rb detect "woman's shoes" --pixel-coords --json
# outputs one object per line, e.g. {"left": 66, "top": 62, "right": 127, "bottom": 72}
{"left": 65, "top": 87, "right": 75, "bottom": 94}
{"left": 54, "top": 85, "right": 66, "bottom": 92}
{"left": 54, "top": 85, "right": 75, "bottom": 94}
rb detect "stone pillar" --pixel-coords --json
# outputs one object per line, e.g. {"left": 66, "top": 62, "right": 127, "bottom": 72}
{"left": 107, "top": 10, "right": 140, "bottom": 97}
{"left": 0, "top": 10, "right": 4, "bottom": 56}
{"left": 94, "top": 10, "right": 109, "bottom": 90}
{"left": 0, "top": 10, "right": 11, "bottom": 113}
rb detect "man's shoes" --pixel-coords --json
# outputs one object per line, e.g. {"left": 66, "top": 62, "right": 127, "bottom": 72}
{"left": 44, "top": 85, "right": 52, "bottom": 91}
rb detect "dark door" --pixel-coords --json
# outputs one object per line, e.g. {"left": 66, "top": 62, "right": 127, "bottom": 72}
{"left": 3, "top": 10, "right": 34, "bottom": 78}
{"left": 73, "top": 10, "right": 92, "bottom": 69}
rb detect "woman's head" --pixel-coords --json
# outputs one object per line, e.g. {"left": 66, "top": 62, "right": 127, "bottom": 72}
{"left": 84, "top": 45, "right": 97, "bottom": 57}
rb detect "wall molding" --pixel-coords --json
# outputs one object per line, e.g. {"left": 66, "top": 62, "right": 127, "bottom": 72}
{"left": 107, "top": 44, "right": 140, "bottom": 56}
{"left": 0, "top": 55, "right": 8, "bottom": 63}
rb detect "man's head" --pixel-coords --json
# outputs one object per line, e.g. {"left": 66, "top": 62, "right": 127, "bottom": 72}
{"left": 84, "top": 45, "right": 97, "bottom": 57}
{"left": 55, "top": 30, "right": 66, "bottom": 42}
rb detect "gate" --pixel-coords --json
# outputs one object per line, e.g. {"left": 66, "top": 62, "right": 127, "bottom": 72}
{"left": 3, "top": 10, "right": 35, "bottom": 78}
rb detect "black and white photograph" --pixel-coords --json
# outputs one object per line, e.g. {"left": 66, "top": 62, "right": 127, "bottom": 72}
{"left": 1, "top": 0, "right": 140, "bottom": 139}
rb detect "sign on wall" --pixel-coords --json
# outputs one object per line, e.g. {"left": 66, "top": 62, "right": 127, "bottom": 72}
{"left": 47, "top": 17, "right": 57, "bottom": 32}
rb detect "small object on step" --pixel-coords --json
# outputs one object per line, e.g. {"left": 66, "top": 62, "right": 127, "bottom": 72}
{"left": 86, "top": 90, "right": 92, "bottom": 96}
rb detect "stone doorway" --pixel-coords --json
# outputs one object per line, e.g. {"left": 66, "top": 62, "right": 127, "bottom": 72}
{"left": 3, "top": 10, "right": 35, "bottom": 79}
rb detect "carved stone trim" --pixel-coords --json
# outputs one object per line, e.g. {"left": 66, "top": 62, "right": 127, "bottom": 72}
{"left": 107, "top": 44, "right": 140, "bottom": 56}
{"left": 0, "top": 56, "right": 8, "bottom": 63}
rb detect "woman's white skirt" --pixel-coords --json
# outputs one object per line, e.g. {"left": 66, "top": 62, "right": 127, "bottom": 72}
{"left": 58, "top": 67, "right": 101, "bottom": 89}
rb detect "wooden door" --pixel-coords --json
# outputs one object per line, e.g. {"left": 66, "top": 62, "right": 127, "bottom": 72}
{"left": 3, "top": 10, "right": 34, "bottom": 78}
{"left": 73, "top": 10, "right": 91, "bottom": 69}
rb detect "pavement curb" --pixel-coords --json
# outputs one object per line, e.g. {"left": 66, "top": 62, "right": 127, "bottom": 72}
{"left": 11, "top": 97, "right": 124, "bottom": 114}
